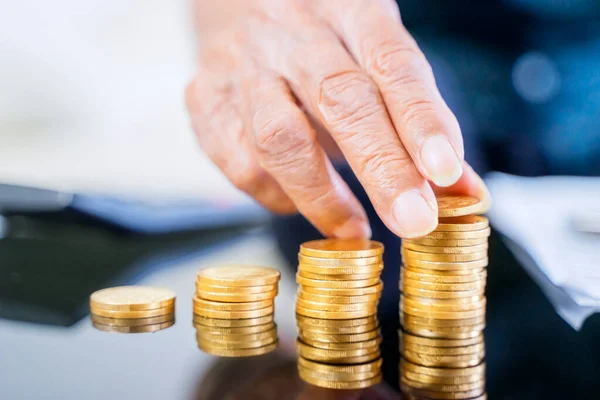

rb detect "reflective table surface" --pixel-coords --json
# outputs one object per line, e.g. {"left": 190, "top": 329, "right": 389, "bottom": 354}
{"left": 0, "top": 213, "right": 599, "bottom": 400}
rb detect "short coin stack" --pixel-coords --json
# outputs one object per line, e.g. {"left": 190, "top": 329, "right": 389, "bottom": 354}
{"left": 194, "top": 266, "right": 280, "bottom": 357}
{"left": 400, "top": 195, "right": 489, "bottom": 399}
{"left": 90, "top": 286, "right": 176, "bottom": 333}
{"left": 295, "top": 239, "right": 385, "bottom": 389}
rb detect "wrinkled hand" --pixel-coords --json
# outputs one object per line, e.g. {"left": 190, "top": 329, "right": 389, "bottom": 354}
{"left": 187, "top": 0, "right": 491, "bottom": 239}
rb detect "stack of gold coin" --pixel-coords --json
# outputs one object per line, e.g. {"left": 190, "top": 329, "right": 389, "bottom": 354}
{"left": 90, "top": 286, "right": 176, "bottom": 333}
{"left": 194, "top": 266, "right": 280, "bottom": 357}
{"left": 295, "top": 239, "right": 385, "bottom": 389}
{"left": 400, "top": 195, "right": 489, "bottom": 399}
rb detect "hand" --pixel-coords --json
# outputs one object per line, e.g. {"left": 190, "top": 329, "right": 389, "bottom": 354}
{"left": 187, "top": 0, "right": 491, "bottom": 239}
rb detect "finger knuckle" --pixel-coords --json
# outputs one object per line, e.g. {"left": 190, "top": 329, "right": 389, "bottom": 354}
{"left": 317, "top": 71, "right": 382, "bottom": 130}
{"left": 370, "top": 41, "right": 431, "bottom": 86}
{"left": 397, "top": 97, "right": 437, "bottom": 131}
{"left": 358, "top": 143, "right": 414, "bottom": 186}
{"left": 254, "top": 110, "right": 314, "bottom": 159}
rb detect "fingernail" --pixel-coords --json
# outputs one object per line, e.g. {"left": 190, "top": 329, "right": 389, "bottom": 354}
{"left": 333, "top": 216, "right": 372, "bottom": 239}
{"left": 421, "top": 135, "right": 463, "bottom": 187}
{"left": 392, "top": 190, "right": 438, "bottom": 238}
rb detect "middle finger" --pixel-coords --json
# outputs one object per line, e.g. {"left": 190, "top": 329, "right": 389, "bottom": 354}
{"left": 273, "top": 28, "right": 438, "bottom": 238}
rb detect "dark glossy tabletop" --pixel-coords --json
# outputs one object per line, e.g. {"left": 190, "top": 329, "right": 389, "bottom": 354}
{"left": 0, "top": 212, "right": 599, "bottom": 400}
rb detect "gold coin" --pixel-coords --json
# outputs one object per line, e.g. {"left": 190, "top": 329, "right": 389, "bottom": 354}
{"left": 91, "top": 314, "right": 174, "bottom": 326}
{"left": 401, "top": 377, "right": 485, "bottom": 393}
{"left": 302, "top": 351, "right": 381, "bottom": 364}
{"left": 195, "top": 289, "right": 277, "bottom": 303}
{"left": 90, "top": 305, "right": 174, "bottom": 319}
{"left": 90, "top": 286, "right": 175, "bottom": 311}
{"left": 302, "top": 337, "right": 382, "bottom": 350}
{"left": 402, "top": 242, "right": 488, "bottom": 254}
{"left": 298, "top": 366, "right": 380, "bottom": 382}
{"left": 403, "top": 371, "right": 484, "bottom": 385}
{"left": 296, "top": 274, "right": 380, "bottom": 288}
{"left": 197, "top": 266, "right": 280, "bottom": 287}
{"left": 197, "top": 336, "right": 277, "bottom": 350}
{"left": 401, "top": 359, "right": 485, "bottom": 377}
{"left": 401, "top": 304, "right": 485, "bottom": 320}
{"left": 298, "top": 328, "right": 381, "bottom": 343}
{"left": 298, "top": 263, "right": 383, "bottom": 275}
{"left": 403, "top": 393, "right": 487, "bottom": 400}
{"left": 401, "top": 383, "right": 485, "bottom": 399}
{"left": 299, "top": 321, "right": 379, "bottom": 335}
{"left": 192, "top": 297, "right": 272, "bottom": 311}
{"left": 296, "top": 305, "right": 377, "bottom": 320}
{"left": 298, "top": 271, "right": 381, "bottom": 282}
{"left": 403, "top": 258, "right": 489, "bottom": 271}
{"left": 193, "top": 314, "right": 273, "bottom": 327}
{"left": 403, "top": 392, "right": 487, "bottom": 400}
{"left": 198, "top": 341, "right": 278, "bottom": 357}
{"left": 299, "top": 370, "right": 382, "bottom": 389}
{"left": 402, "top": 349, "right": 484, "bottom": 367}
{"left": 401, "top": 296, "right": 487, "bottom": 313}
{"left": 402, "top": 269, "right": 487, "bottom": 284}
{"left": 298, "top": 270, "right": 381, "bottom": 281}
{"left": 402, "top": 249, "right": 487, "bottom": 263}
{"left": 92, "top": 320, "right": 174, "bottom": 333}
{"left": 400, "top": 314, "right": 485, "bottom": 327}
{"left": 300, "top": 239, "right": 384, "bottom": 259}
{"left": 400, "top": 331, "right": 484, "bottom": 347}
{"left": 195, "top": 282, "right": 277, "bottom": 294}
{"left": 197, "top": 328, "right": 277, "bottom": 343}
{"left": 193, "top": 305, "right": 274, "bottom": 319}
{"left": 401, "top": 285, "right": 485, "bottom": 299}
{"left": 436, "top": 195, "right": 483, "bottom": 218}
{"left": 401, "top": 325, "right": 486, "bottom": 340}
{"left": 300, "top": 282, "right": 383, "bottom": 296}
{"left": 435, "top": 215, "right": 489, "bottom": 232}
{"left": 194, "top": 322, "right": 275, "bottom": 335}
{"left": 296, "top": 298, "right": 378, "bottom": 313}
{"left": 420, "top": 228, "right": 491, "bottom": 240}
{"left": 405, "top": 237, "right": 487, "bottom": 247}
{"left": 401, "top": 342, "right": 485, "bottom": 356}
{"left": 298, "top": 356, "right": 382, "bottom": 373}
{"left": 404, "top": 265, "right": 485, "bottom": 276}
{"left": 401, "top": 277, "right": 486, "bottom": 292}
{"left": 298, "top": 291, "right": 381, "bottom": 304}
{"left": 298, "top": 253, "right": 382, "bottom": 266}
{"left": 296, "top": 314, "right": 378, "bottom": 329}
{"left": 402, "top": 294, "right": 485, "bottom": 306}
{"left": 296, "top": 339, "right": 376, "bottom": 359}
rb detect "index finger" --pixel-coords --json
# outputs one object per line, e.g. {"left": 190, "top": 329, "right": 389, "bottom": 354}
{"left": 320, "top": 1, "right": 465, "bottom": 188}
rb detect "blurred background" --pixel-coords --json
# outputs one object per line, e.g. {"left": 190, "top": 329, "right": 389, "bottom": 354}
{"left": 1, "top": 0, "right": 599, "bottom": 399}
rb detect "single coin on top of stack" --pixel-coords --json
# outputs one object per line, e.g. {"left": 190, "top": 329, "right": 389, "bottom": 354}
{"left": 194, "top": 266, "right": 280, "bottom": 357}
{"left": 90, "top": 286, "right": 176, "bottom": 333}
{"left": 400, "top": 195, "right": 489, "bottom": 400}
{"left": 296, "top": 239, "right": 385, "bottom": 390}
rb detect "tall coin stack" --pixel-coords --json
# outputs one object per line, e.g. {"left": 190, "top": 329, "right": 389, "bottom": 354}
{"left": 90, "top": 286, "right": 176, "bottom": 333}
{"left": 194, "top": 266, "right": 280, "bottom": 357}
{"left": 400, "top": 195, "right": 489, "bottom": 400}
{"left": 295, "top": 239, "right": 385, "bottom": 389}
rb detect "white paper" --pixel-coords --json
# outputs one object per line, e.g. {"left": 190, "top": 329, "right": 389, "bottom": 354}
{"left": 485, "top": 172, "right": 600, "bottom": 329}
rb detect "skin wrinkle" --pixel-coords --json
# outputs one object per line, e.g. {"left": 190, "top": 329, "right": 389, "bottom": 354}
{"left": 189, "top": 0, "right": 490, "bottom": 239}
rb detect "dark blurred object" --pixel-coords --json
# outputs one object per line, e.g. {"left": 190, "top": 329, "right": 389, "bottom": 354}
{"left": 398, "top": 0, "right": 600, "bottom": 178}
{"left": 0, "top": 183, "right": 268, "bottom": 234}
{"left": 0, "top": 183, "right": 267, "bottom": 326}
